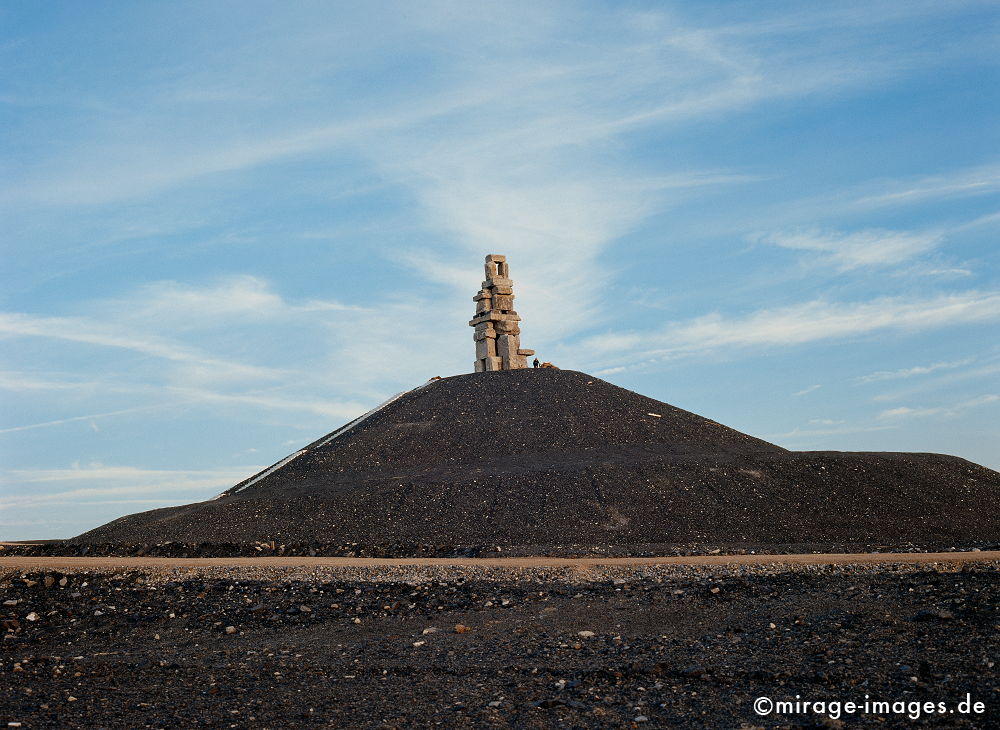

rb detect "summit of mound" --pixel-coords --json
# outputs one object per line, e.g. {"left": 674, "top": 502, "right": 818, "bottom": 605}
{"left": 72, "top": 369, "right": 1000, "bottom": 552}
{"left": 224, "top": 368, "right": 785, "bottom": 498}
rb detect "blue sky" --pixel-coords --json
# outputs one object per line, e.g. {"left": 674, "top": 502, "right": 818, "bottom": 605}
{"left": 1, "top": 1, "right": 998, "bottom": 540}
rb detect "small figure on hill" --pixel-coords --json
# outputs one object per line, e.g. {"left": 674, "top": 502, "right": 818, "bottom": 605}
{"left": 533, "top": 358, "right": 540, "bottom": 368}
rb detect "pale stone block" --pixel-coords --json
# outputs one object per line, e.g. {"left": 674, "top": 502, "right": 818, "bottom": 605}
{"left": 495, "top": 320, "right": 520, "bottom": 334}
{"left": 502, "top": 354, "right": 527, "bottom": 370}
{"left": 476, "top": 337, "right": 497, "bottom": 359}
{"left": 476, "top": 298, "right": 491, "bottom": 315}
{"left": 484, "top": 254, "right": 506, "bottom": 263}
{"left": 491, "top": 284, "right": 513, "bottom": 295}
{"left": 493, "top": 294, "right": 514, "bottom": 310}
{"left": 518, "top": 348, "right": 535, "bottom": 356}
{"left": 473, "top": 290, "right": 491, "bottom": 301}
{"left": 496, "top": 334, "right": 519, "bottom": 360}
{"left": 484, "top": 277, "right": 512, "bottom": 288}
{"left": 471, "top": 312, "right": 519, "bottom": 326}
{"left": 484, "top": 356, "right": 503, "bottom": 371}
{"left": 473, "top": 323, "right": 497, "bottom": 340}
{"left": 474, "top": 359, "right": 485, "bottom": 373}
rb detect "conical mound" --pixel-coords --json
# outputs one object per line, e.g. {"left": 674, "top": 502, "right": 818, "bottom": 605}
{"left": 74, "top": 369, "right": 1000, "bottom": 553}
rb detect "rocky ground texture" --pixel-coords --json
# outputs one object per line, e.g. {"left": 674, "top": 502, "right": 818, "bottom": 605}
{"left": 2, "top": 561, "right": 997, "bottom": 728}
{"left": 8, "top": 541, "right": 999, "bottom": 559}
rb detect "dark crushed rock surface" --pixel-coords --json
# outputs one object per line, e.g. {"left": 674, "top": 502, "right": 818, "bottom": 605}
{"left": 71, "top": 369, "right": 1000, "bottom": 552}
{"left": 6, "top": 541, "right": 1000, "bottom": 559}
{"left": 1, "top": 562, "right": 997, "bottom": 728}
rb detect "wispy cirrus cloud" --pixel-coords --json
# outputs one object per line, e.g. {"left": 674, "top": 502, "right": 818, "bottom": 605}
{"left": 0, "top": 404, "right": 170, "bottom": 434}
{"left": 852, "top": 163, "right": 1000, "bottom": 209}
{"left": 581, "top": 290, "right": 1000, "bottom": 366}
{"left": 869, "top": 358, "right": 1000, "bottom": 404}
{"left": 0, "top": 276, "right": 389, "bottom": 431}
{"left": 0, "top": 388, "right": 367, "bottom": 435}
{"left": 0, "top": 275, "right": 350, "bottom": 366}
{"left": 162, "top": 386, "right": 368, "bottom": 420}
{"left": 6, "top": 2, "right": 984, "bottom": 339}
{"left": 0, "top": 372, "right": 101, "bottom": 392}
{"left": 756, "top": 228, "right": 943, "bottom": 271}
{"left": 364, "top": 4, "right": 998, "bottom": 341}
{"left": 899, "top": 265, "right": 974, "bottom": 279}
{"left": 0, "top": 463, "right": 262, "bottom": 509}
{"left": 769, "top": 422, "right": 895, "bottom": 441}
{"left": 0, "top": 310, "right": 283, "bottom": 384}
{"left": 716, "top": 165, "right": 1000, "bottom": 247}
{"left": 857, "top": 358, "right": 975, "bottom": 384}
{"left": 878, "top": 394, "right": 999, "bottom": 420}
{"left": 100, "top": 275, "right": 361, "bottom": 331}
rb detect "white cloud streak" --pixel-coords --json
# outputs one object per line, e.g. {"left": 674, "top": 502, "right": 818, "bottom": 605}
{"left": 0, "top": 372, "right": 100, "bottom": 392}
{"left": 163, "top": 386, "right": 367, "bottom": 420}
{"left": 0, "top": 311, "right": 282, "bottom": 384}
{"left": 0, "top": 464, "right": 261, "bottom": 509}
{"left": 857, "top": 359, "right": 975, "bottom": 384}
{"left": 0, "top": 404, "right": 169, "bottom": 434}
{"left": 0, "top": 276, "right": 391, "bottom": 431}
{"left": 582, "top": 290, "right": 1000, "bottom": 365}
{"left": 769, "top": 423, "right": 895, "bottom": 440}
{"left": 757, "top": 228, "right": 943, "bottom": 271}
{"left": 853, "top": 163, "right": 1000, "bottom": 209}
{"left": 878, "top": 394, "right": 999, "bottom": 420}
{"left": 101, "top": 275, "right": 360, "bottom": 330}
{"left": 7, "top": 2, "right": 979, "bottom": 341}
{"left": 793, "top": 385, "right": 821, "bottom": 397}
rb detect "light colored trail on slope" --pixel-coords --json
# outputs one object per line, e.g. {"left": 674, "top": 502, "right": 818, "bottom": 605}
{"left": 219, "top": 379, "right": 439, "bottom": 498}
{"left": 1, "top": 550, "right": 997, "bottom": 570}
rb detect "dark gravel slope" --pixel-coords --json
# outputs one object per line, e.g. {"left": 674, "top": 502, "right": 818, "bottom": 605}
{"left": 72, "top": 369, "right": 1000, "bottom": 551}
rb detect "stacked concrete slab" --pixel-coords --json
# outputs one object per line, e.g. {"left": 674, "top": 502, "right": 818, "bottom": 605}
{"left": 469, "top": 254, "right": 534, "bottom": 372}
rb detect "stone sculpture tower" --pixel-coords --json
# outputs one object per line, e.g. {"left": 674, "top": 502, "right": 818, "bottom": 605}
{"left": 469, "top": 254, "right": 534, "bottom": 372}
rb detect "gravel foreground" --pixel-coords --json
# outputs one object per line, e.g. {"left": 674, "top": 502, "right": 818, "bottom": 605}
{"left": 2, "top": 560, "right": 997, "bottom": 728}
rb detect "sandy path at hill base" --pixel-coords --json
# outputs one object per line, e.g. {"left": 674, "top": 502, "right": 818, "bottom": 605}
{"left": 1, "top": 549, "right": 997, "bottom": 570}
